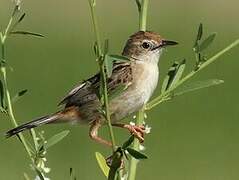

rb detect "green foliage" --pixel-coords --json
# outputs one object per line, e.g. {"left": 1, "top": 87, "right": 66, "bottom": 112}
{"left": 161, "top": 59, "right": 186, "bottom": 93}
{"left": 10, "top": 31, "right": 44, "bottom": 38}
{"left": 0, "top": 2, "right": 48, "bottom": 179}
{"left": 11, "top": 89, "right": 27, "bottom": 103}
{"left": 0, "top": 80, "right": 5, "bottom": 112}
{"left": 175, "top": 79, "right": 224, "bottom": 96}
{"left": 126, "top": 148, "right": 147, "bottom": 159}
{"left": 95, "top": 152, "right": 110, "bottom": 177}
{"left": 122, "top": 135, "right": 135, "bottom": 149}
{"left": 70, "top": 167, "right": 77, "bottom": 180}
{"left": 45, "top": 130, "right": 70, "bottom": 149}
{"left": 193, "top": 23, "right": 217, "bottom": 69}
{"left": 146, "top": 23, "right": 239, "bottom": 110}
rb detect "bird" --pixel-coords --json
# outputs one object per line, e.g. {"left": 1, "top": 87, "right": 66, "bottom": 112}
{"left": 6, "top": 31, "right": 177, "bottom": 147}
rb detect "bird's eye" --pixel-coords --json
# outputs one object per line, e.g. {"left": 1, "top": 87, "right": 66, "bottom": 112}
{"left": 142, "top": 42, "right": 150, "bottom": 49}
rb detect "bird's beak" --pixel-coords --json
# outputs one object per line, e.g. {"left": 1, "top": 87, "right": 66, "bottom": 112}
{"left": 152, "top": 40, "right": 178, "bottom": 50}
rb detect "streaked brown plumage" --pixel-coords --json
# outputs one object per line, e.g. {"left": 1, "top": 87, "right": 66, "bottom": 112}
{"left": 6, "top": 31, "right": 177, "bottom": 146}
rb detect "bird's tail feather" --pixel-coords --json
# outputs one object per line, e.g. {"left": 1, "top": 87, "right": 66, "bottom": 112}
{"left": 5, "top": 114, "right": 59, "bottom": 138}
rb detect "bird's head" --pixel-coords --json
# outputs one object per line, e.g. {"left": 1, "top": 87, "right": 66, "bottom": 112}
{"left": 122, "top": 31, "right": 178, "bottom": 64}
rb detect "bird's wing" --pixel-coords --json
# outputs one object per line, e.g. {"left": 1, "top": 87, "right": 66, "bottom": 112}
{"left": 58, "top": 62, "right": 133, "bottom": 107}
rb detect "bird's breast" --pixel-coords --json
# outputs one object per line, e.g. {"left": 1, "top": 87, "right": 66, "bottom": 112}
{"left": 133, "top": 62, "right": 159, "bottom": 103}
{"left": 110, "top": 62, "right": 159, "bottom": 122}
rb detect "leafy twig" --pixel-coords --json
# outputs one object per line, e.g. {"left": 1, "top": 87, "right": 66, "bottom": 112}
{"left": 146, "top": 38, "right": 239, "bottom": 110}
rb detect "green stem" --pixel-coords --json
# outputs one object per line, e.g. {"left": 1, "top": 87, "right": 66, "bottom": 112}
{"left": 88, "top": 0, "right": 102, "bottom": 56}
{"left": 0, "top": 12, "right": 43, "bottom": 178}
{"left": 88, "top": 0, "right": 116, "bottom": 151}
{"left": 128, "top": 1, "right": 149, "bottom": 180}
{"left": 139, "top": 0, "right": 149, "bottom": 31}
{"left": 101, "top": 62, "right": 117, "bottom": 150}
{"left": 0, "top": 47, "right": 34, "bottom": 165}
{"left": 146, "top": 39, "right": 239, "bottom": 110}
{"left": 128, "top": 109, "right": 144, "bottom": 180}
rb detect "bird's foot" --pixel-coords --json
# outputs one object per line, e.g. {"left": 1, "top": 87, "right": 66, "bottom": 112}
{"left": 123, "top": 124, "right": 145, "bottom": 143}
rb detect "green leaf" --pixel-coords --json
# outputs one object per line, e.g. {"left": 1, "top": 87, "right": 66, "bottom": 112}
{"left": 12, "top": 89, "right": 27, "bottom": 103}
{"left": 95, "top": 152, "right": 109, "bottom": 177}
{"left": 45, "top": 130, "right": 70, "bottom": 149}
{"left": 108, "top": 54, "right": 130, "bottom": 62}
{"left": 175, "top": 79, "right": 224, "bottom": 96}
{"left": 93, "top": 41, "right": 100, "bottom": 58}
{"left": 70, "top": 168, "right": 77, "bottom": 180}
{"left": 170, "top": 59, "right": 186, "bottom": 88}
{"left": 0, "top": 80, "right": 4, "bottom": 110}
{"left": 197, "top": 23, "right": 203, "bottom": 41}
{"left": 161, "top": 74, "right": 170, "bottom": 94}
{"left": 126, "top": 148, "right": 148, "bottom": 159}
{"left": 135, "top": 0, "right": 141, "bottom": 12}
{"left": 104, "top": 39, "right": 109, "bottom": 54}
{"left": 108, "top": 84, "right": 128, "bottom": 101}
{"left": 163, "top": 61, "right": 180, "bottom": 91}
{"left": 10, "top": 31, "right": 44, "bottom": 38}
{"left": 104, "top": 54, "right": 113, "bottom": 78}
{"left": 122, "top": 135, "right": 134, "bottom": 149}
{"left": 198, "top": 33, "right": 217, "bottom": 52}
{"left": 194, "top": 23, "right": 203, "bottom": 49}
{"left": 17, "top": 13, "right": 26, "bottom": 24}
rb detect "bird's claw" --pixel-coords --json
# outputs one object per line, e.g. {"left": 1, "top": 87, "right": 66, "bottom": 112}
{"left": 125, "top": 124, "right": 145, "bottom": 143}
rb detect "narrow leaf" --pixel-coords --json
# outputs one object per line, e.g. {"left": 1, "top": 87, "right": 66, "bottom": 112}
{"left": 175, "top": 79, "right": 224, "bottom": 96}
{"left": 126, "top": 148, "right": 148, "bottom": 159}
{"left": 104, "top": 39, "right": 109, "bottom": 54}
{"left": 135, "top": 0, "right": 141, "bottom": 12}
{"left": 170, "top": 59, "right": 186, "bottom": 88}
{"left": 198, "top": 33, "right": 217, "bottom": 52}
{"left": 104, "top": 54, "right": 113, "bottom": 78}
{"left": 12, "top": 89, "right": 27, "bottom": 103}
{"left": 161, "top": 74, "right": 170, "bottom": 94}
{"left": 122, "top": 135, "right": 134, "bottom": 149}
{"left": 164, "top": 61, "right": 180, "bottom": 90}
{"left": 17, "top": 13, "right": 26, "bottom": 23}
{"left": 10, "top": 31, "right": 44, "bottom": 38}
{"left": 108, "top": 54, "right": 130, "bottom": 62}
{"left": 70, "top": 168, "right": 77, "bottom": 180}
{"left": 93, "top": 41, "right": 99, "bottom": 57}
{"left": 194, "top": 23, "right": 203, "bottom": 47}
{"left": 45, "top": 130, "right": 69, "bottom": 149}
{"left": 95, "top": 152, "right": 109, "bottom": 177}
{"left": 0, "top": 80, "right": 4, "bottom": 109}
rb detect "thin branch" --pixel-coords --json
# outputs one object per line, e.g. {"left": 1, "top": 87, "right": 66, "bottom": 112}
{"left": 88, "top": 0, "right": 117, "bottom": 151}
{"left": 146, "top": 39, "right": 239, "bottom": 110}
{"left": 128, "top": 1, "right": 149, "bottom": 180}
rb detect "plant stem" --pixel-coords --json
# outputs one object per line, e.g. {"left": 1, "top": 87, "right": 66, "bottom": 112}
{"left": 139, "top": 0, "right": 149, "bottom": 31}
{"left": 88, "top": 0, "right": 116, "bottom": 151}
{"left": 128, "top": 109, "right": 144, "bottom": 180}
{"left": 128, "top": 1, "right": 149, "bottom": 180}
{"left": 0, "top": 11, "right": 43, "bottom": 178}
{"left": 1, "top": 18, "right": 34, "bottom": 161}
{"left": 146, "top": 38, "right": 239, "bottom": 110}
{"left": 101, "top": 61, "right": 117, "bottom": 150}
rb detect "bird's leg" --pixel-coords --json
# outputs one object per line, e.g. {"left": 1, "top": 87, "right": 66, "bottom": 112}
{"left": 112, "top": 123, "right": 145, "bottom": 143}
{"left": 89, "top": 119, "right": 112, "bottom": 147}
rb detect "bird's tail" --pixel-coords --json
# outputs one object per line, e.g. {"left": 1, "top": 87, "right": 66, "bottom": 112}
{"left": 5, "top": 114, "right": 60, "bottom": 138}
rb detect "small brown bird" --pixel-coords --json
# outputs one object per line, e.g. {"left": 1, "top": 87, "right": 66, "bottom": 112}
{"left": 6, "top": 31, "right": 177, "bottom": 146}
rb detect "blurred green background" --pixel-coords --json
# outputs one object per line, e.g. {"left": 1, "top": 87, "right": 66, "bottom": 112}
{"left": 0, "top": 0, "right": 239, "bottom": 179}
